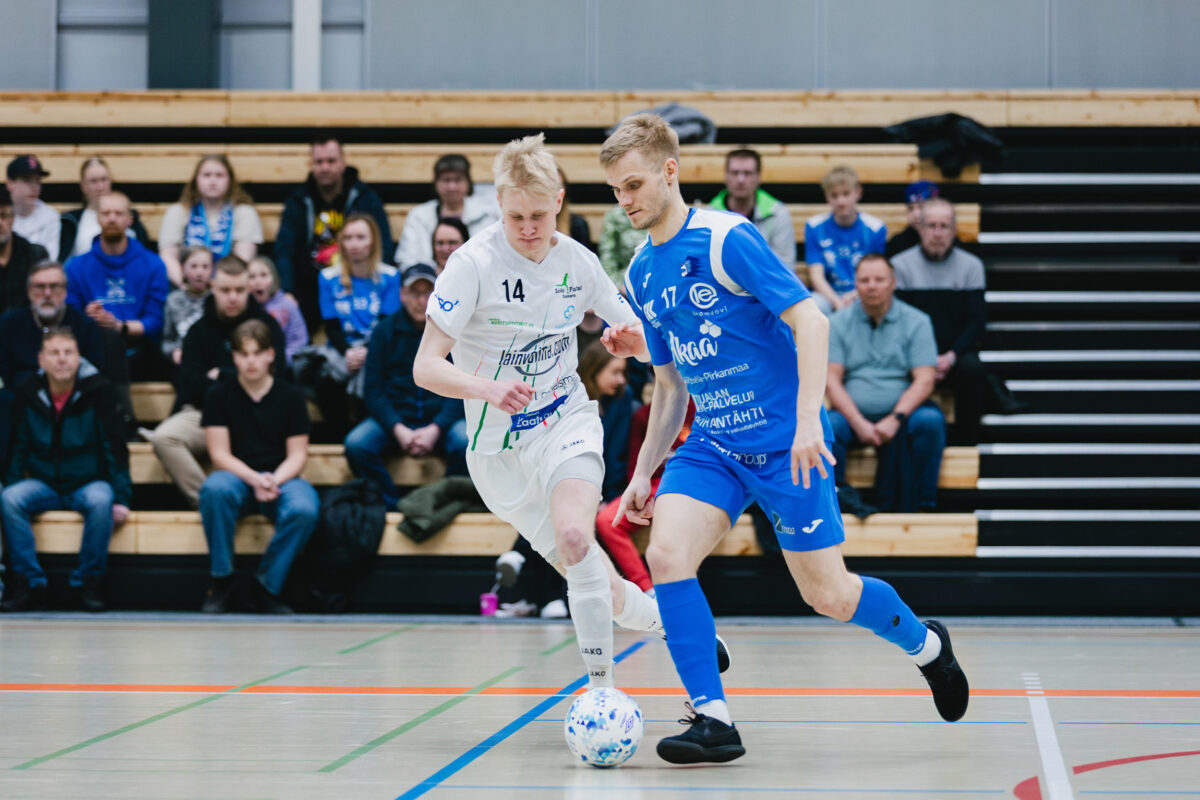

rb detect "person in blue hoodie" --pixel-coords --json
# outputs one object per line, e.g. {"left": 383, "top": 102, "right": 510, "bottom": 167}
{"left": 65, "top": 191, "right": 169, "bottom": 386}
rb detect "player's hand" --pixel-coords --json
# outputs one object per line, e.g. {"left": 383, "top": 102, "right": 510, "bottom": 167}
{"left": 790, "top": 412, "right": 834, "bottom": 489}
{"left": 613, "top": 474, "right": 655, "bottom": 526}
{"left": 601, "top": 322, "right": 649, "bottom": 360}
{"left": 484, "top": 379, "right": 535, "bottom": 414}
{"left": 874, "top": 415, "right": 900, "bottom": 444}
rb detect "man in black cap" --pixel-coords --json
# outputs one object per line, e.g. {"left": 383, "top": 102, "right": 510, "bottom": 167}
{"left": 274, "top": 136, "right": 393, "bottom": 333}
{"left": 343, "top": 262, "right": 466, "bottom": 508}
{"left": 0, "top": 184, "right": 50, "bottom": 312}
{"left": 6, "top": 155, "right": 60, "bottom": 261}
{"left": 394, "top": 154, "right": 499, "bottom": 268}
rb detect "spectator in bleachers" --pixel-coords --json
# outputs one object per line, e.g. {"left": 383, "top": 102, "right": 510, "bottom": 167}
{"left": 806, "top": 165, "right": 887, "bottom": 315}
{"left": 556, "top": 167, "right": 594, "bottom": 251}
{"left": 198, "top": 319, "right": 317, "bottom": 614}
{"left": 598, "top": 203, "right": 647, "bottom": 287}
{"left": 66, "top": 191, "right": 170, "bottom": 385}
{"left": 248, "top": 255, "right": 307, "bottom": 365}
{"left": 161, "top": 246, "right": 213, "bottom": 368}
{"left": 826, "top": 253, "right": 944, "bottom": 516}
{"left": 578, "top": 340, "right": 634, "bottom": 503}
{"left": 148, "top": 256, "right": 286, "bottom": 508}
{"left": 395, "top": 154, "right": 500, "bottom": 268}
{"left": 275, "top": 137, "right": 393, "bottom": 333}
{"left": 158, "top": 154, "right": 263, "bottom": 288}
{"left": 312, "top": 214, "right": 399, "bottom": 439}
{"left": 1, "top": 327, "right": 130, "bottom": 612}
{"left": 892, "top": 198, "right": 1024, "bottom": 444}
{"left": 344, "top": 263, "right": 467, "bottom": 508}
{"left": 710, "top": 148, "right": 796, "bottom": 268}
{"left": 885, "top": 180, "right": 938, "bottom": 259}
{"left": 431, "top": 217, "right": 469, "bottom": 274}
{"left": 0, "top": 184, "right": 50, "bottom": 312}
{"left": 6, "top": 155, "right": 60, "bottom": 261}
{"left": 59, "top": 157, "right": 150, "bottom": 261}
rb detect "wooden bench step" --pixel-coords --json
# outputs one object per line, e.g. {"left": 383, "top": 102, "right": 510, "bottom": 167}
{"left": 31, "top": 510, "right": 978, "bottom": 558}
{"left": 124, "top": 442, "right": 976, "bottom": 491}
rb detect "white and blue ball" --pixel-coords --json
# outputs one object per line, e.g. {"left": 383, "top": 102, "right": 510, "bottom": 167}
{"left": 563, "top": 687, "right": 644, "bottom": 767}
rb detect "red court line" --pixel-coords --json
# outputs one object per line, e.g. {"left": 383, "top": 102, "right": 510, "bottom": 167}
{"left": 2, "top": 683, "right": 1197, "bottom": 698}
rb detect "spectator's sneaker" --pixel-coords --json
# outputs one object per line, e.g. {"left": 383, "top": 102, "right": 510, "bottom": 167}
{"left": 539, "top": 598, "right": 569, "bottom": 618}
{"left": 495, "top": 599, "right": 538, "bottom": 618}
{"left": 245, "top": 581, "right": 294, "bottom": 615}
{"left": 660, "top": 632, "right": 732, "bottom": 674}
{"left": 74, "top": 583, "right": 107, "bottom": 613}
{"left": 836, "top": 484, "right": 878, "bottom": 520}
{"left": 657, "top": 704, "right": 745, "bottom": 764}
{"left": 918, "top": 620, "right": 969, "bottom": 722}
{"left": 2, "top": 582, "right": 48, "bottom": 612}
{"left": 201, "top": 576, "right": 235, "bottom": 614}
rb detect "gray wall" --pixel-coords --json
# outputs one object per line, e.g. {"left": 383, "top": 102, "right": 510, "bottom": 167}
{"left": 0, "top": 0, "right": 1196, "bottom": 92}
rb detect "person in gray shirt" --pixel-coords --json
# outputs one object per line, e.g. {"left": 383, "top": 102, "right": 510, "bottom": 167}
{"left": 827, "top": 253, "right": 945, "bottom": 515}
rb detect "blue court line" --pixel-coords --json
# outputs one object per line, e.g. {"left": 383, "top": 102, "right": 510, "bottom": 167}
{"left": 395, "top": 639, "right": 648, "bottom": 800}
{"left": 440, "top": 787, "right": 1005, "bottom": 795}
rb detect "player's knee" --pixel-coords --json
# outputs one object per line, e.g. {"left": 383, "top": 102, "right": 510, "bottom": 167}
{"left": 801, "top": 581, "right": 858, "bottom": 622}
{"left": 645, "top": 540, "right": 684, "bottom": 583}
{"left": 556, "top": 523, "right": 591, "bottom": 566}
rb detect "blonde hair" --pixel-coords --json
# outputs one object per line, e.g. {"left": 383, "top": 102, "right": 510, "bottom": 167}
{"left": 248, "top": 254, "right": 281, "bottom": 294}
{"left": 821, "top": 165, "right": 860, "bottom": 195}
{"left": 492, "top": 133, "right": 560, "bottom": 199}
{"left": 599, "top": 113, "right": 680, "bottom": 169}
{"left": 336, "top": 213, "right": 383, "bottom": 291}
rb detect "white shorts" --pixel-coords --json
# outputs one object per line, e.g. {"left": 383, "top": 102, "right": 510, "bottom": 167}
{"left": 467, "top": 402, "right": 605, "bottom": 566}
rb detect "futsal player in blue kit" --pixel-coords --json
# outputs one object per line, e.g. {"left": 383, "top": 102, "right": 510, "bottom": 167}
{"left": 600, "top": 114, "right": 969, "bottom": 764}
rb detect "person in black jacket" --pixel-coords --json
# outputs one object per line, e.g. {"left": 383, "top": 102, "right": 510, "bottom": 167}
{"left": 146, "top": 255, "right": 286, "bottom": 507}
{"left": 1, "top": 327, "right": 131, "bottom": 612}
{"left": 0, "top": 185, "right": 49, "bottom": 313}
{"left": 274, "top": 137, "right": 393, "bottom": 333}
{"left": 343, "top": 264, "right": 466, "bottom": 507}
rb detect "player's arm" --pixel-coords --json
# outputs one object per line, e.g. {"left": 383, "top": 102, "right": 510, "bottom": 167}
{"left": 412, "top": 318, "right": 533, "bottom": 414}
{"left": 615, "top": 360, "right": 690, "bottom": 525}
{"left": 778, "top": 297, "right": 836, "bottom": 488}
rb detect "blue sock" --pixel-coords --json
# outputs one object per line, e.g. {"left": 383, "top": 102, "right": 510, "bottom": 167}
{"left": 849, "top": 576, "right": 927, "bottom": 655}
{"left": 655, "top": 578, "right": 724, "bottom": 707}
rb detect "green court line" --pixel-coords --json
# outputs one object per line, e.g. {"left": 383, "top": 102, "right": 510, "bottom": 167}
{"left": 540, "top": 634, "right": 577, "bottom": 657}
{"left": 12, "top": 665, "right": 309, "bottom": 771}
{"left": 317, "top": 665, "right": 525, "bottom": 773}
{"left": 337, "top": 624, "right": 421, "bottom": 655}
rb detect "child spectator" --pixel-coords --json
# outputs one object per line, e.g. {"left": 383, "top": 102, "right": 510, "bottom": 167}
{"left": 805, "top": 165, "right": 887, "bottom": 315}
{"left": 248, "top": 255, "right": 307, "bottom": 365}
{"left": 431, "top": 217, "right": 469, "bottom": 274}
{"left": 158, "top": 154, "right": 263, "bottom": 287}
{"left": 578, "top": 340, "right": 634, "bottom": 503}
{"left": 59, "top": 156, "right": 150, "bottom": 261}
{"left": 1, "top": 327, "right": 130, "bottom": 612}
{"left": 198, "top": 319, "right": 317, "bottom": 614}
{"left": 161, "top": 246, "right": 213, "bottom": 367}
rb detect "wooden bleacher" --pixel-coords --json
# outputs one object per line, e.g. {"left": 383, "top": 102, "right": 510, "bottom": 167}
{"left": 4, "top": 90, "right": 1196, "bottom": 129}
{"left": 32, "top": 510, "right": 978, "bottom": 559}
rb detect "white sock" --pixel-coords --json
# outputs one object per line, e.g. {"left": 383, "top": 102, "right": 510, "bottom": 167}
{"left": 613, "top": 579, "right": 662, "bottom": 632}
{"left": 911, "top": 627, "right": 942, "bottom": 667}
{"left": 565, "top": 544, "right": 614, "bottom": 688}
{"left": 695, "top": 699, "right": 732, "bottom": 726}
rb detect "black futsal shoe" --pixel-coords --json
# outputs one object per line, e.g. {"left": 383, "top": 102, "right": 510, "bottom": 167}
{"left": 657, "top": 705, "right": 746, "bottom": 764}
{"left": 918, "top": 619, "right": 969, "bottom": 722}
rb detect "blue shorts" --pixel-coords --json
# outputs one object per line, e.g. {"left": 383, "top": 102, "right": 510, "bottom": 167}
{"left": 656, "top": 436, "right": 844, "bottom": 552}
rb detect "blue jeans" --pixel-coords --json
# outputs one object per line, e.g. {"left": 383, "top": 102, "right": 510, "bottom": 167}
{"left": 198, "top": 471, "right": 319, "bottom": 596}
{"left": 343, "top": 417, "right": 469, "bottom": 506}
{"left": 1, "top": 479, "right": 114, "bottom": 588}
{"left": 828, "top": 402, "right": 946, "bottom": 510}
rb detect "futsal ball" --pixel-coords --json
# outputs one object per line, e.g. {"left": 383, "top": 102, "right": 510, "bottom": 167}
{"left": 563, "top": 687, "right": 644, "bottom": 767}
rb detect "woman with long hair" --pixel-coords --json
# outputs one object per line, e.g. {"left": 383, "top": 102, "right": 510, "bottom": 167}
{"left": 59, "top": 156, "right": 151, "bottom": 260}
{"left": 158, "top": 154, "right": 263, "bottom": 287}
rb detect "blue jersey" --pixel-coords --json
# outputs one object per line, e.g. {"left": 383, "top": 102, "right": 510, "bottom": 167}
{"left": 804, "top": 211, "right": 887, "bottom": 294}
{"left": 318, "top": 264, "right": 400, "bottom": 343}
{"left": 625, "top": 208, "right": 831, "bottom": 454}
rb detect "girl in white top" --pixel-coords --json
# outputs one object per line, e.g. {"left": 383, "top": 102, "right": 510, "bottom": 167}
{"left": 158, "top": 154, "right": 263, "bottom": 287}
{"left": 414, "top": 134, "right": 664, "bottom": 690}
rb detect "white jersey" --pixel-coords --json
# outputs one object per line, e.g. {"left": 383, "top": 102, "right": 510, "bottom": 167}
{"left": 426, "top": 221, "right": 639, "bottom": 455}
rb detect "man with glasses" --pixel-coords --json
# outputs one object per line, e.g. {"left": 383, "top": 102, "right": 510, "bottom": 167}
{"left": 0, "top": 184, "right": 50, "bottom": 313}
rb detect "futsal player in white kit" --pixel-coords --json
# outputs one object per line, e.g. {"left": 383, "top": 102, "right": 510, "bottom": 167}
{"left": 413, "top": 134, "right": 724, "bottom": 687}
